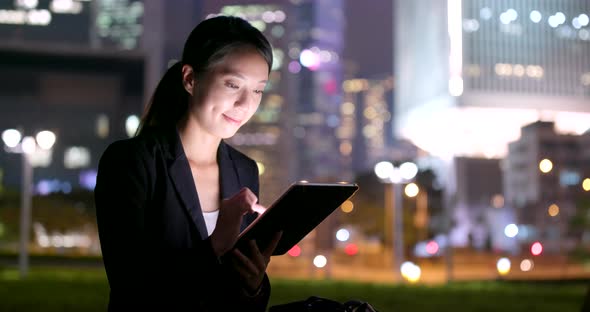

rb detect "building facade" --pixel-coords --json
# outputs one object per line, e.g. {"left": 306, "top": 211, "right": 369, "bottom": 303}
{"left": 394, "top": 0, "right": 590, "bottom": 160}
{"left": 503, "top": 121, "right": 590, "bottom": 251}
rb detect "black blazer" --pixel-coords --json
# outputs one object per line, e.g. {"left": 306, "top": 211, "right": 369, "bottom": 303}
{"left": 94, "top": 126, "right": 270, "bottom": 311}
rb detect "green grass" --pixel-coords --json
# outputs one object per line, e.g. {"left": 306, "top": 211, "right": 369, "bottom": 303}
{"left": 0, "top": 267, "right": 587, "bottom": 312}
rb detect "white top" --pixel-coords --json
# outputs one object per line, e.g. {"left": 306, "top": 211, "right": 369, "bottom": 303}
{"left": 202, "top": 210, "right": 219, "bottom": 237}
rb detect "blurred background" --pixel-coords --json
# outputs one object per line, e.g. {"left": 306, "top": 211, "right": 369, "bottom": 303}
{"left": 0, "top": 0, "right": 589, "bottom": 311}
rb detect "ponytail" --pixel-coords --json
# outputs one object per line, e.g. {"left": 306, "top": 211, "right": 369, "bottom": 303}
{"left": 137, "top": 62, "right": 188, "bottom": 135}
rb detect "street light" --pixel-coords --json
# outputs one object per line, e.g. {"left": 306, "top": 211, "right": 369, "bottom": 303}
{"left": 2, "top": 128, "right": 56, "bottom": 279}
{"left": 374, "top": 161, "right": 418, "bottom": 281}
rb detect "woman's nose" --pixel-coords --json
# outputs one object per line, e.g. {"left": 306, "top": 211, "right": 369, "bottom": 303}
{"left": 235, "top": 90, "right": 252, "bottom": 110}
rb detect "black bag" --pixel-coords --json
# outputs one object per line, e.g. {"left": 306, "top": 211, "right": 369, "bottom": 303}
{"left": 269, "top": 296, "right": 378, "bottom": 312}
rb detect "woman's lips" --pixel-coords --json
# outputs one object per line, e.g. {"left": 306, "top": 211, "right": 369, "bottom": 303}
{"left": 223, "top": 114, "right": 242, "bottom": 125}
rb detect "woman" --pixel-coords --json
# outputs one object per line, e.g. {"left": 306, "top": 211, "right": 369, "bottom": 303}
{"left": 95, "top": 16, "right": 281, "bottom": 311}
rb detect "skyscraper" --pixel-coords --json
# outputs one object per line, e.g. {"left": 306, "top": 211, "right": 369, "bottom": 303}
{"left": 394, "top": 0, "right": 590, "bottom": 160}
{"left": 340, "top": 76, "right": 395, "bottom": 173}
{"left": 289, "top": 0, "right": 346, "bottom": 181}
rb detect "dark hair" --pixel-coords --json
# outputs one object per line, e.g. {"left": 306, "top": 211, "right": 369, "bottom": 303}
{"left": 137, "top": 16, "right": 273, "bottom": 134}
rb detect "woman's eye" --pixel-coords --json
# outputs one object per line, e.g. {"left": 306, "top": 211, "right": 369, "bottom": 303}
{"left": 225, "top": 82, "right": 239, "bottom": 89}
{"left": 254, "top": 89, "right": 264, "bottom": 95}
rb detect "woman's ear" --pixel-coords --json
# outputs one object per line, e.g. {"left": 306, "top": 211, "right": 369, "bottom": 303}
{"left": 181, "top": 64, "right": 195, "bottom": 96}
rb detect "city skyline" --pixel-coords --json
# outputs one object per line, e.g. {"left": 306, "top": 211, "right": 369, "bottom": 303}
{"left": 0, "top": 1, "right": 589, "bottom": 291}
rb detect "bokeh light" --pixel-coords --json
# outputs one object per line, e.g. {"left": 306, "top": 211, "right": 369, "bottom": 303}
{"left": 548, "top": 204, "right": 559, "bottom": 217}
{"left": 125, "top": 115, "right": 140, "bottom": 138}
{"left": 288, "top": 61, "right": 301, "bottom": 74}
{"left": 35, "top": 130, "right": 56, "bottom": 150}
{"left": 497, "top": 257, "right": 511, "bottom": 275}
{"left": 399, "top": 162, "right": 418, "bottom": 180}
{"left": 2, "top": 129, "right": 22, "bottom": 148}
{"left": 374, "top": 161, "right": 394, "bottom": 179}
{"left": 539, "top": 159, "right": 553, "bottom": 173}
{"left": 530, "top": 10, "right": 542, "bottom": 23}
{"left": 21, "top": 136, "right": 36, "bottom": 154}
{"left": 336, "top": 229, "right": 350, "bottom": 242}
{"left": 531, "top": 242, "right": 543, "bottom": 256}
{"left": 480, "top": 7, "right": 492, "bottom": 20}
{"left": 504, "top": 224, "right": 519, "bottom": 238}
{"left": 344, "top": 243, "right": 358, "bottom": 256}
{"left": 274, "top": 10, "right": 286, "bottom": 23}
{"left": 299, "top": 49, "right": 320, "bottom": 70}
{"left": 492, "top": 194, "right": 505, "bottom": 208}
{"left": 404, "top": 183, "right": 419, "bottom": 198}
{"left": 520, "top": 259, "right": 534, "bottom": 272}
{"left": 426, "top": 241, "right": 439, "bottom": 255}
{"left": 400, "top": 261, "right": 421, "bottom": 283}
{"left": 313, "top": 255, "right": 327, "bottom": 268}
{"left": 583, "top": 178, "right": 590, "bottom": 191}
{"left": 340, "top": 200, "right": 354, "bottom": 213}
{"left": 288, "top": 245, "right": 301, "bottom": 257}
{"left": 256, "top": 161, "right": 265, "bottom": 176}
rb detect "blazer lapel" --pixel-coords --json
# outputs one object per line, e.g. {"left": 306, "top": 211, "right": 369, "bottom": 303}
{"left": 218, "top": 141, "right": 251, "bottom": 232}
{"left": 159, "top": 126, "right": 209, "bottom": 240}
{"left": 168, "top": 154, "right": 210, "bottom": 240}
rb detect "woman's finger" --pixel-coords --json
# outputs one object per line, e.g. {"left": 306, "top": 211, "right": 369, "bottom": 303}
{"left": 240, "top": 189, "right": 257, "bottom": 214}
{"left": 252, "top": 203, "right": 267, "bottom": 215}
{"left": 242, "top": 188, "right": 257, "bottom": 205}
{"left": 263, "top": 231, "right": 283, "bottom": 259}
{"left": 232, "top": 248, "right": 259, "bottom": 275}
{"left": 247, "top": 240, "right": 268, "bottom": 271}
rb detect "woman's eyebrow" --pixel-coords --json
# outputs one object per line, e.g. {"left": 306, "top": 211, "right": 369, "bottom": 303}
{"left": 221, "top": 69, "right": 267, "bottom": 83}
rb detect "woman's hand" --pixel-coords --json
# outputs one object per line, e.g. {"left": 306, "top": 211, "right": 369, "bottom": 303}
{"left": 229, "top": 231, "right": 282, "bottom": 294}
{"left": 210, "top": 187, "right": 258, "bottom": 257}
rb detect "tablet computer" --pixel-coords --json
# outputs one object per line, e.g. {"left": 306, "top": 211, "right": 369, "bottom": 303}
{"left": 235, "top": 182, "right": 359, "bottom": 256}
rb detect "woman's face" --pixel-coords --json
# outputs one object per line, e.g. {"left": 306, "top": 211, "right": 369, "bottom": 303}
{"left": 186, "top": 47, "right": 269, "bottom": 139}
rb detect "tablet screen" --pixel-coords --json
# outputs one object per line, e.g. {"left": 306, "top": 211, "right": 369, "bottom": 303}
{"left": 235, "top": 182, "right": 359, "bottom": 256}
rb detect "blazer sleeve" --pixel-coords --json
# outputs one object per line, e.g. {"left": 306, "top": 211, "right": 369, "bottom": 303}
{"left": 95, "top": 141, "right": 152, "bottom": 296}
